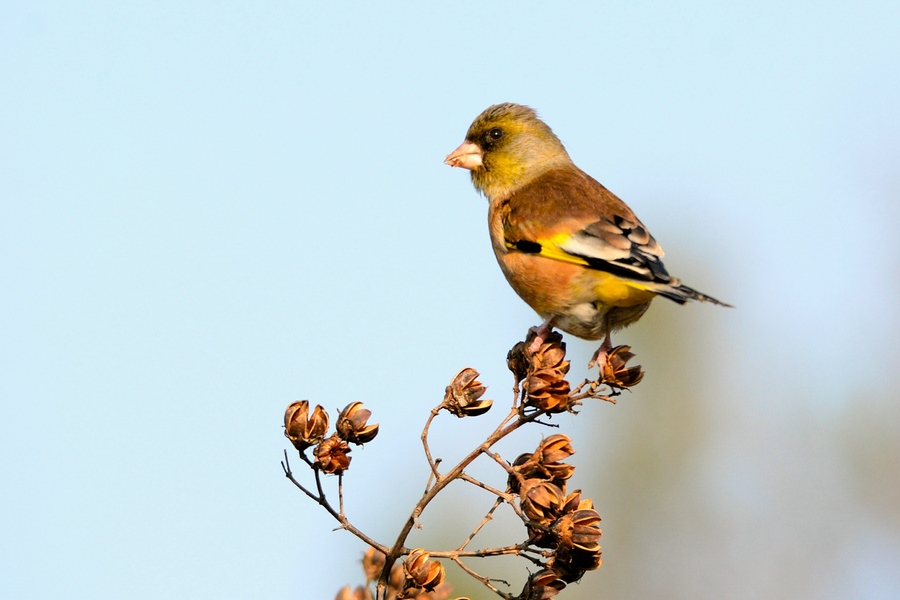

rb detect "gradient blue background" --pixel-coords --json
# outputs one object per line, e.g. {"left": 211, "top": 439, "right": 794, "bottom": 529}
{"left": 3, "top": 2, "right": 899, "bottom": 599}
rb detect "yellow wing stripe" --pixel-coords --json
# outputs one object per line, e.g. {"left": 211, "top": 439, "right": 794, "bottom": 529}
{"left": 535, "top": 238, "right": 592, "bottom": 266}
{"left": 506, "top": 234, "right": 657, "bottom": 307}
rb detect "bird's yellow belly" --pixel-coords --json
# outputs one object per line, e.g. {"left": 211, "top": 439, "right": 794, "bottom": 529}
{"left": 585, "top": 271, "right": 656, "bottom": 307}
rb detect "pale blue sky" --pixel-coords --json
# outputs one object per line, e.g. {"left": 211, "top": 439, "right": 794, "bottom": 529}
{"left": 2, "top": 2, "right": 899, "bottom": 599}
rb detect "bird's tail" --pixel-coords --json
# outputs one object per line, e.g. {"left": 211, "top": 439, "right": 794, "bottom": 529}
{"left": 655, "top": 281, "right": 733, "bottom": 307}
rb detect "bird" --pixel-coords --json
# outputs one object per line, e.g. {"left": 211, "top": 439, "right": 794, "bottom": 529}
{"left": 444, "top": 102, "right": 730, "bottom": 367}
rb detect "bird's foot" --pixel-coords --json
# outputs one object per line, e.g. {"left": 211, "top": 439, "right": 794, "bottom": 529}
{"left": 588, "top": 335, "right": 613, "bottom": 369}
{"left": 527, "top": 317, "right": 556, "bottom": 354}
{"left": 527, "top": 333, "right": 546, "bottom": 354}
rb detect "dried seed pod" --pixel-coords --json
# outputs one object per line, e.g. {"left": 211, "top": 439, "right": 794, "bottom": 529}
{"left": 513, "top": 434, "right": 576, "bottom": 488}
{"left": 315, "top": 434, "right": 351, "bottom": 474}
{"left": 519, "top": 332, "right": 575, "bottom": 412}
{"left": 507, "top": 452, "right": 533, "bottom": 494}
{"left": 521, "top": 479, "right": 565, "bottom": 525}
{"left": 599, "top": 345, "right": 644, "bottom": 389}
{"left": 560, "top": 489, "right": 594, "bottom": 515}
{"left": 553, "top": 507, "right": 602, "bottom": 554}
{"left": 548, "top": 545, "right": 603, "bottom": 583}
{"left": 530, "top": 334, "right": 568, "bottom": 371}
{"left": 545, "top": 489, "right": 603, "bottom": 584}
{"left": 507, "top": 339, "right": 530, "bottom": 382}
{"left": 336, "top": 401, "right": 380, "bottom": 445}
{"left": 523, "top": 371, "right": 573, "bottom": 413}
{"left": 549, "top": 489, "right": 602, "bottom": 554}
{"left": 362, "top": 547, "right": 385, "bottom": 584}
{"left": 521, "top": 569, "right": 566, "bottom": 599}
{"left": 403, "top": 549, "right": 445, "bottom": 592}
{"left": 388, "top": 560, "right": 405, "bottom": 597}
{"left": 334, "top": 585, "right": 370, "bottom": 600}
{"left": 443, "top": 368, "right": 493, "bottom": 417}
{"left": 284, "top": 400, "right": 329, "bottom": 451}
{"left": 536, "top": 434, "right": 575, "bottom": 465}
{"left": 405, "top": 583, "right": 454, "bottom": 600}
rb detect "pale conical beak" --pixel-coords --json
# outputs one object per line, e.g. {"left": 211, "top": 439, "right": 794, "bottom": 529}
{"left": 444, "top": 141, "right": 483, "bottom": 170}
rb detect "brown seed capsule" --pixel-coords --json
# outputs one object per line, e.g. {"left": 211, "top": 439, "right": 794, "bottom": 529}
{"left": 507, "top": 339, "right": 531, "bottom": 382}
{"left": 521, "top": 569, "right": 566, "bottom": 599}
{"left": 530, "top": 334, "right": 569, "bottom": 371}
{"left": 569, "top": 508, "right": 602, "bottom": 552}
{"left": 536, "top": 434, "right": 575, "bottom": 465}
{"left": 508, "top": 453, "right": 533, "bottom": 494}
{"left": 548, "top": 545, "right": 603, "bottom": 583}
{"left": 523, "top": 371, "right": 573, "bottom": 413}
{"left": 336, "top": 401, "right": 380, "bottom": 445}
{"left": 553, "top": 507, "right": 602, "bottom": 553}
{"left": 599, "top": 345, "right": 644, "bottom": 389}
{"left": 315, "top": 434, "right": 352, "bottom": 474}
{"left": 387, "top": 560, "right": 405, "bottom": 596}
{"left": 512, "top": 434, "right": 576, "bottom": 490}
{"left": 519, "top": 332, "right": 575, "bottom": 413}
{"left": 284, "top": 400, "right": 329, "bottom": 451}
{"left": 405, "top": 583, "right": 454, "bottom": 600}
{"left": 334, "top": 585, "right": 370, "bottom": 600}
{"left": 443, "top": 368, "right": 493, "bottom": 417}
{"left": 546, "top": 489, "right": 603, "bottom": 583}
{"left": 403, "top": 548, "right": 445, "bottom": 592}
{"left": 521, "top": 479, "right": 565, "bottom": 525}
{"left": 557, "top": 489, "right": 592, "bottom": 515}
{"left": 362, "top": 547, "right": 385, "bottom": 584}
{"left": 549, "top": 489, "right": 601, "bottom": 551}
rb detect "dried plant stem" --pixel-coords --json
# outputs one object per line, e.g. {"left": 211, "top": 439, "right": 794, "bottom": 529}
{"left": 432, "top": 543, "right": 534, "bottom": 559}
{"left": 457, "top": 496, "right": 503, "bottom": 551}
{"left": 569, "top": 378, "right": 618, "bottom": 403}
{"left": 459, "top": 473, "right": 516, "bottom": 504}
{"left": 451, "top": 556, "right": 515, "bottom": 600}
{"left": 284, "top": 332, "right": 626, "bottom": 599}
{"left": 376, "top": 403, "right": 550, "bottom": 599}
{"left": 282, "top": 451, "right": 389, "bottom": 554}
{"left": 421, "top": 405, "right": 443, "bottom": 480}
{"left": 338, "top": 473, "right": 345, "bottom": 518}
{"left": 459, "top": 473, "right": 529, "bottom": 524}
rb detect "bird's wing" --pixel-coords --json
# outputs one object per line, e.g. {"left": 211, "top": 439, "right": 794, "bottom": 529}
{"left": 538, "top": 214, "right": 671, "bottom": 283}
{"left": 502, "top": 166, "right": 673, "bottom": 285}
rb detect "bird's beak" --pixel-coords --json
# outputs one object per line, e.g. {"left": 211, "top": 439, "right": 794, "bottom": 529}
{"left": 444, "top": 141, "right": 483, "bottom": 170}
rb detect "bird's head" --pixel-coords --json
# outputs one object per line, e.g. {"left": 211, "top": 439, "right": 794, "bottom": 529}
{"left": 445, "top": 103, "right": 571, "bottom": 200}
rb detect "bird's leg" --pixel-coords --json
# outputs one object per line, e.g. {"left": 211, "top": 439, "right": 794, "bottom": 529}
{"left": 588, "top": 332, "right": 613, "bottom": 369}
{"left": 588, "top": 314, "right": 613, "bottom": 369}
{"left": 527, "top": 316, "right": 556, "bottom": 354}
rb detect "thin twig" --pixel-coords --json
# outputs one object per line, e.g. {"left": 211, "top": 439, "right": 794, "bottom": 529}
{"left": 281, "top": 451, "right": 389, "bottom": 555}
{"left": 281, "top": 454, "right": 320, "bottom": 504}
{"left": 458, "top": 473, "right": 514, "bottom": 503}
{"left": 451, "top": 557, "right": 515, "bottom": 600}
{"left": 478, "top": 451, "right": 532, "bottom": 524}
{"left": 569, "top": 378, "right": 618, "bottom": 404}
{"left": 483, "top": 449, "right": 516, "bottom": 476}
{"left": 424, "top": 457, "right": 442, "bottom": 496}
{"left": 456, "top": 497, "right": 503, "bottom": 551}
{"left": 498, "top": 406, "right": 519, "bottom": 430}
{"left": 420, "top": 405, "right": 443, "bottom": 480}
{"left": 430, "top": 543, "right": 532, "bottom": 559}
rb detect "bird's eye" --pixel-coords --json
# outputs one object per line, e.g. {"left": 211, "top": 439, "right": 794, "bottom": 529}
{"left": 488, "top": 128, "right": 503, "bottom": 140}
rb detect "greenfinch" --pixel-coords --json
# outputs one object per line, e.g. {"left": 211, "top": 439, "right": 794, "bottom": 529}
{"left": 445, "top": 103, "right": 729, "bottom": 365}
